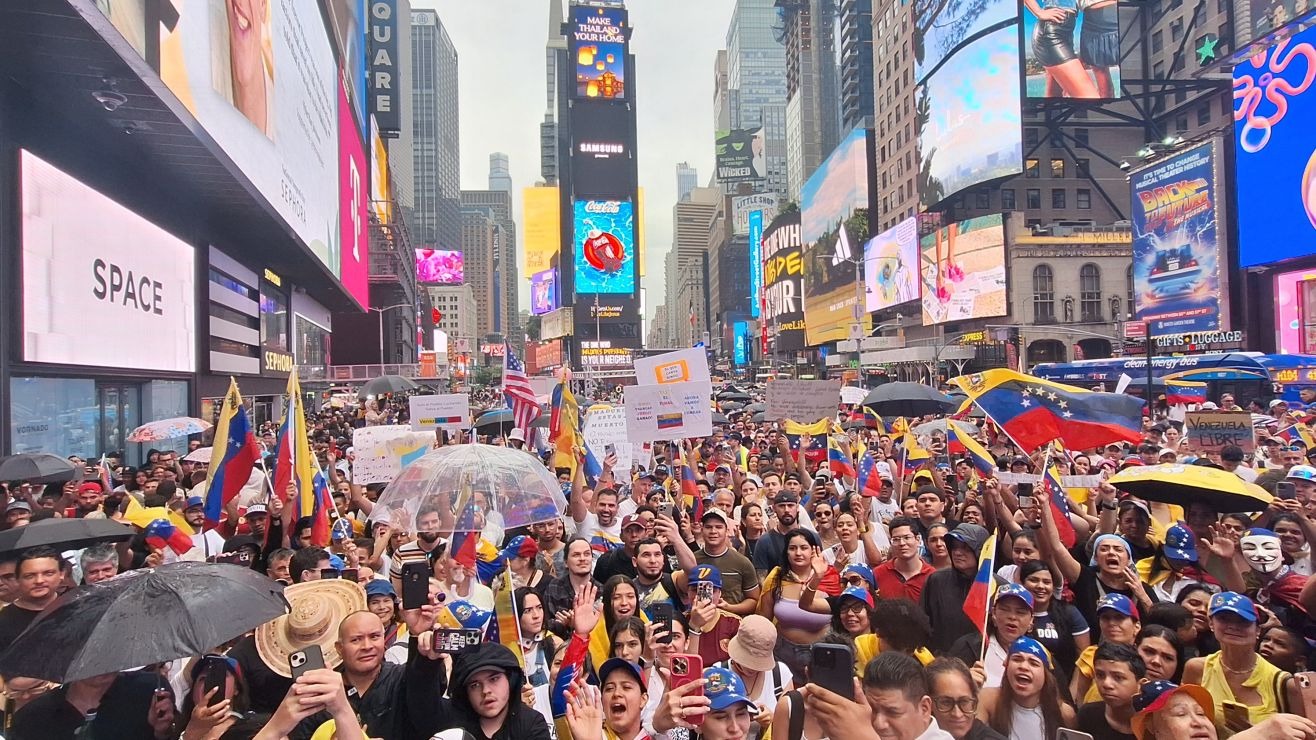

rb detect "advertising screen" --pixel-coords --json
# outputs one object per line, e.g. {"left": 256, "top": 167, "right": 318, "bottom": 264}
{"left": 1130, "top": 141, "right": 1223, "bottom": 335}
{"left": 1233, "top": 0, "right": 1315, "bottom": 55}
{"left": 531, "top": 269, "right": 559, "bottom": 315}
{"left": 522, "top": 186, "right": 561, "bottom": 276}
{"left": 917, "top": 25, "right": 1023, "bottom": 208}
{"left": 733, "top": 193, "right": 778, "bottom": 236}
{"left": 156, "top": 0, "right": 339, "bottom": 276}
{"left": 715, "top": 128, "right": 767, "bottom": 183}
{"left": 338, "top": 75, "right": 369, "bottom": 310}
{"left": 749, "top": 210, "right": 765, "bottom": 319}
{"left": 21, "top": 151, "right": 196, "bottom": 372}
{"left": 801, "top": 128, "right": 873, "bottom": 345}
{"left": 1276, "top": 268, "right": 1316, "bottom": 354}
{"left": 574, "top": 199, "right": 636, "bottom": 295}
{"left": 572, "top": 102, "right": 636, "bottom": 196}
{"left": 865, "top": 217, "right": 921, "bottom": 312}
{"left": 734, "top": 321, "right": 750, "bottom": 366}
{"left": 762, "top": 212, "right": 806, "bottom": 353}
{"left": 1233, "top": 28, "right": 1316, "bottom": 268}
{"left": 915, "top": 0, "right": 1019, "bottom": 82}
{"left": 416, "top": 250, "right": 464, "bottom": 285}
{"left": 571, "top": 5, "right": 628, "bottom": 100}
{"left": 919, "top": 213, "right": 1008, "bottom": 325}
{"left": 1022, "top": 0, "right": 1122, "bottom": 98}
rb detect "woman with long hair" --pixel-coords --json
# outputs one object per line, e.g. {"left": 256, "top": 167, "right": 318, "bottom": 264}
{"left": 178, "top": 654, "right": 250, "bottom": 739}
{"left": 741, "top": 502, "right": 767, "bottom": 560}
{"left": 978, "top": 637, "right": 1075, "bottom": 740}
{"left": 926, "top": 523, "right": 952, "bottom": 570}
{"left": 1137, "top": 624, "right": 1185, "bottom": 683}
{"left": 997, "top": 530, "right": 1041, "bottom": 583}
{"left": 824, "top": 511, "right": 881, "bottom": 568}
{"left": 609, "top": 616, "right": 647, "bottom": 664}
{"left": 1176, "top": 583, "right": 1220, "bottom": 657}
{"left": 590, "top": 575, "right": 643, "bottom": 669}
{"left": 1019, "top": 560, "right": 1089, "bottom": 688}
{"left": 927, "top": 657, "right": 1008, "bottom": 740}
{"left": 757, "top": 528, "right": 834, "bottom": 677}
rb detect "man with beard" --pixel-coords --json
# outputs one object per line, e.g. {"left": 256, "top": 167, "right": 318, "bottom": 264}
{"left": 389, "top": 503, "right": 448, "bottom": 591}
{"left": 676, "top": 509, "right": 760, "bottom": 616}
{"left": 920, "top": 523, "right": 992, "bottom": 653}
{"left": 543, "top": 538, "right": 596, "bottom": 629}
{"left": 291, "top": 611, "right": 405, "bottom": 740}
{"left": 752, "top": 491, "right": 802, "bottom": 574}
{"left": 593, "top": 514, "right": 647, "bottom": 584}
{"left": 571, "top": 485, "right": 622, "bottom": 549}
{"left": 180, "top": 496, "right": 226, "bottom": 560}
{"left": 631, "top": 538, "right": 684, "bottom": 613}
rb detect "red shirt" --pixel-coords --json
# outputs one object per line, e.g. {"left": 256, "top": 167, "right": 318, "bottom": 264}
{"left": 872, "top": 559, "right": 937, "bottom": 602}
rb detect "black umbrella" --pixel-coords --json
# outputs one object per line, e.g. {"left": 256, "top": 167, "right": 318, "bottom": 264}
{"left": 0, "top": 453, "right": 79, "bottom": 483}
{"left": 0, "top": 562, "right": 287, "bottom": 683}
{"left": 358, "top": 375, "right": 418, "bottom": 398}
{"left": 751, "top": 411, "right": 767, "bottom": 423}
{"left": 0, "top": 518, "right": 134, "bottom": 555}
{"left": 861, "top": 382, "right": 957, "bottom": 417}
{"left": 473, "top": 408, "right": 515, "bottom": 435}
{"left": 745, "top": 403, "right": 767, "bottom": 413}
{"left": 711, "top": 412, "right": 730, "bottom": 425}
{"left": 720, "top": 401, "right": 745, "bottom": 410}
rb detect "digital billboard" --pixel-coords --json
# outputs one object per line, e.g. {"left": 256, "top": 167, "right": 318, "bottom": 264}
{"left": 571, "top": 6, "right": 628, "bottom": 100}
{"left": 416, "top": 249, "right": 465, "bottom": 285}
{"left": 154, "top": 0, "right": 340, "bottom": 276}
{"left": 1275, "top": 268, "right": 1316, "bottom": 354}
{"left": 749, "top": 210, "right": 765, "bottom": 319}
{"left": 865, "top": 217, "right": 920, "bottom": 312}
{"left": 916, "top": 25, "right": 1024, "bottom": 208}
{"left": 914, "top": 0, "right": 1019, "bottom": 82}
{"left": 801, "top": 127, "right": 874, "bottom": 345}
{"left": 1233, "top": 0, "right": 1316, "bottom": 54}
{"left": 531, "top": 269, "right": 559, "bottom": 316}
{"left": 574, "top": 199, "right": 636, "bottom": 295}
{"left": 572, "top": 102, "right": 636, "bottom": 196}
{"left": 734, "top": 321, "right": 750, "bottom": 366}
{"left": 522, "top": 186, "right": 561, "bottom": 276}
{"left": 21, "top": 151, "right": 197, "bottom": 373}
{"left": 1130, "top": 141, "right": 1223, "bottom": 336}
{"left": 1233, "top": 28, "right": 1316, "bottom": 268}
{"left": 919, "top": 214, "right": 1008, "bottom": 325}
{"left": 338, "top": 75, "right": 369, "bottom": 310}
{"left": 1022, "top": 0, "right": 1122, "bottom": 98}
{"left": 762, "top": 212, "right": 806, "bottom": 353}
{"left": 715, "top": 128, "right": 767, "bottom": 183}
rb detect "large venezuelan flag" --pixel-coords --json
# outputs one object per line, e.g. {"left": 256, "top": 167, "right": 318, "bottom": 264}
{"left": 203, "top": 379, "right": 259, "bottom": 529}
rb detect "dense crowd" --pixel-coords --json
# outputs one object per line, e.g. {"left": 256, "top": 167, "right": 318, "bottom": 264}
{"left": 4, "top": 380, "right": 1316, "bottom": 740}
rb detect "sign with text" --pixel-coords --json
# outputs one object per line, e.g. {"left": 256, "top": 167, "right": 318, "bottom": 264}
{"left": 351, "top": 425, "right": 433, "bottom": 484}
{"left": 634, "top": 348, "right": 710, "bottom": 386}
{"left": 623, "top": 381, "right": 714, "bottom": 441}
{"left": 409, "top": 394, "right": 471, "bottom": 432}
{"left": 1185, "top": 411, "right": 1255, "bottom": 455}
{"left": 840, "top": 386, "right": 868, "bottom": 405}
{"left": 583, "top": 406, "right": 633, "bottom": 471}
{"left": 765, "top": 380, "right": 844, "bottom": 422}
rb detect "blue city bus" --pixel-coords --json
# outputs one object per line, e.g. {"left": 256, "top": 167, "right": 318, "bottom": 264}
{"left": 1032, "top": 352, "right": 1316, "bottom": 404}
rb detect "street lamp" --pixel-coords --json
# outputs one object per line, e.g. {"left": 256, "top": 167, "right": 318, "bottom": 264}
{"left": 370, "top": 303, "right": 413, "bottom": 365}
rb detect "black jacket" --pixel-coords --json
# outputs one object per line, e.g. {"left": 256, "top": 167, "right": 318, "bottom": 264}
{"left": 921, "top": 523, "right": 992, "bottom": 653}
{"left": 400, "top": 641, "right": 552, "bottom": 740}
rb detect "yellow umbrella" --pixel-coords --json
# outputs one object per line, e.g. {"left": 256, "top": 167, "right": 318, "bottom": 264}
{"left": 1108, "top": 464, "right": 1273, "bottom": 513}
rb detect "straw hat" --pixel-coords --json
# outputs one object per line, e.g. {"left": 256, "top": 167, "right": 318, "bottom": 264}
{"left": 256, "top": 579, "right": 367, "bottom": 677}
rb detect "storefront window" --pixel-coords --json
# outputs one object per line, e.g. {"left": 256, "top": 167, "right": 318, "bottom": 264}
{"left": 141, "top": 380, "right": 191, "bottom": 459}
{"left": 260, "top": 279, "right": 289, "bottom": 353}
{"left": 295, "top": 314, "right": 331, "bottom": 369}
{"left": 9, "top": 377, "right": 98, "bottom": 457}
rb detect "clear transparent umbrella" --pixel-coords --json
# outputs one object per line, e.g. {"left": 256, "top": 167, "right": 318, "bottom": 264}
{"left": 371, "top": 444, "right": 567, "bottom": 533}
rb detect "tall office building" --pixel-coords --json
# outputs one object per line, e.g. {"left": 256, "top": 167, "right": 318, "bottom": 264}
{"left": 723, "top": 0, "right": 789, "bottom": 200}
{"left": 778, "top": 0, "right": 841, "bottom": 201}
{"left": 460, "top": 206, "right": 499, "bottom": 339}
{"left": 871, "top": 0, "right": 917, "bottom": 230}
{"left": 489, "top": 153, "right": 513, "bottom": 194}
{"left": 541, "top": 0, "right": 567, "bottom": 185}
{"left": 665, "top": 187, "right": 721, "bottom": 343}
{"left": 412, "top": 10, "right": 461, "bottom": 250}
{"left": 837, "top": 0, "right": 873, "bottom": 131}
{"left": 461, "top": 190, "right": 519, "bottom": 341}
{"left": 676, "top": 162, "right": 698, "bottom": 202}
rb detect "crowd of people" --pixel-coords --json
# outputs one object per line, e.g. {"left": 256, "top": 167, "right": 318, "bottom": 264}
{"left": 4, "top": 380, "right": 1316, "bottom": 740}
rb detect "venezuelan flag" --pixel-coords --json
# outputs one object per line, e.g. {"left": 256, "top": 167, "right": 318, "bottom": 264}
{"left": 862, "top": 406, "right": 886, "bottom": 432}
{"left": 949, "top": 427, "right": 996, "bottom": 477}
{"left": 856, "top": 450, "right": 884, "bottom": 496}
{"left": 488, "top": 570, "right": 524, "bottom": 668}
{"left": 550, "top": 380, "right": 581, "bottom": 476}
{"left": 680, "top": 462, "right": 703, "bottom": 521}
{"left": 962, "top": 534, "right": 998, "bottom": 635}
{"left": 145, "top": 518, "right": 194, "bottom": 556}
{"left": 273, "top": 370, "right": 319, "bottom": 537}
{"left": 895, "top": 432, "right": 932, "bottom": 479}
{"left": 1165, "top": 379, "right": 1208, "bottom": 406}
{"left": 1041, "top": 461, "right": 1077, "bottom": 548}
{"left": 551, "top": 633, "right": 590, "bottom": 738}
{"left": 203, "top": 379, "right": 259, "bottom": 529}
{"left": 784, "top": 419, "right": 828, "bottom": 462}
{"left": 828, "top": 436, "right": 856, "bottom": 478}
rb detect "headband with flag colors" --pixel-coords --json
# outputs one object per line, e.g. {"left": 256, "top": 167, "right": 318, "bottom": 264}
{"left": 951, "top": 369, "right": 1144, "bottom": 452}
{"left": 963, "top": 533, "right": 998, "bottom": 636}
{"left": 203, "top": 379, "right": 259, "bottom": 529}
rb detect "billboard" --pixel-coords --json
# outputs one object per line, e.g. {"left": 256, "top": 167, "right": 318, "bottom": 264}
{"left": 416, "top": 249, "right": 464, "bottom": 285}
{"left": 574, "top": 199, "right": 636, "bottom": 295}
{"left": 749, "top": 210, "right": 765, "bottom": 319}
{"left": 1276, "top": 268, "right": 1316, "bottom": 354}
{"left": 154, "top": 0, "right": 339, "bottom": 276}
{"left": 732, "top": 193, "right": 778, "bottom": 236}
{"left": 915, "top": 0, "right": 1018, "bottom": 82}
{"left": 370, "top": 117, "right": 392, "bottom": 225}
{"left": 865, "top": 217, "right": 920, "bottom": 312}
{"left": 571, "top": 103, "right": 636, "bottom": 196}
{"left": 734, "top": 321, "right": 750, "bottom": 366}
{"left": 801, "top": 127, "right": 874, "bottom": 345}
{"left": 1233, "top": 28, "right": 1316, "bottom": 268}
{"left": 571, "top": 5, "right": 628, "bottom": 100}
{"left": 1022, "top": 0, "right": 1122, "bottom": 98}
{"left": 1131, "top": 141, "right": 1223, "bottom": 336}
{"left": 919, "top": 214, "right": 1008, "bottom": 325}
{"left": 916, "top": 25, "right": 1023, "bottom": 208}
{"left": 21, "top": 151, "right": 196, "bottom": 372}
{"left": 1233, "top": 0, "right": 1316, "bottom": 54}
{"left": 762, "top": 212, "right": 806, "bottom": 352}
{"left": 531, "top": 269, "right": 559, "bottom": 315}
{"left": 715, "top": 127, "right": 767, "bottom": 183}
{"left": 522, "top": 186, "right": 561, "bottom": 276}
{"left": 338, "top": 75, "right": 370, "bottom": 310}
{"left": 368, "top": 0, "right": 401, "bottom": 133}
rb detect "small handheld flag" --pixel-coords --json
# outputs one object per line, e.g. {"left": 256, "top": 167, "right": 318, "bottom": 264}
{"left": 963, "top": 533, "right": 998, "bottom": 637}
{"left": 145, "top": 519, "right": 194, "bottom": 555}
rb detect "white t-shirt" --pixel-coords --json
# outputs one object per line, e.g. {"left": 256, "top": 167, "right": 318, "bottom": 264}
{"left": 573, "top": 511, "right": 621, "bottom": 544}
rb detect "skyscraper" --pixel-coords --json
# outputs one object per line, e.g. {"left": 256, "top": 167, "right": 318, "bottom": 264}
{"left": 542, "top": 0, "right": 567, "bottom": 185}
{"left": 837, "top": 0, "right": 873, "bottom": 131}
{"left": 724, "top": 0, "right": 789, "bottom": 200}
{"left": 489, "top": 153, "right": 513, "bottom": 193}
{"left": 779, "top": 0, "right": 841, "bottom": 201}
{"left": 676, "top": 162, "right": 698, "bottom": 202}
{"left": 460, "top": 206, "right": 499, "bottom": 339}
{"left": 411, "top": 10, "right": 461, "bottom": 250}
{"left": 461, "top": 190, "right": 519, "bottom": 342}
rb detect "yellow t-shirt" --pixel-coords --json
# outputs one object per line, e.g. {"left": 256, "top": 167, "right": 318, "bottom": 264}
{"left": 1200, "top": 651, "right": 1289, "bottom": 735}
{"left": 853, "top": 634, "right": 934, "bottom": 676}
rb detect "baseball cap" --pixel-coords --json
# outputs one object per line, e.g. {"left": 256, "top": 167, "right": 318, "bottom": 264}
{"left": 1271, "top": 399, "right": 1289, "bottom": 408}
{"left": 655, "top": 465, "right": 671, "bottom": 475}
{"left": 1163, "top": 523, "right": 1199, "bottom": 563}
{"left": 5, "top": 501, "right": 32, "bottom": 515}
{"left": 1209, "top": 591, "right": 1258, "bottom": 623}
{"left": 700, "top": 508, "right": 732, "bottom": 525}
{"left": 364, "top": 580, "right": 396, "bottom": 599}
{"left": 331, "top": 518, "right": 354, "bottom": 541}
{"left": 689, "top": 564, "right": 723, "bottom": 589}
{"left": 839, "top": 585, "right": 875, "bottom": 609}
{"left": 1132, "top": 681, "right": 1214, "bottom": 739}
{"left": 78, "top": 482, "right": 103, "bottom": 494}
{"left": 912, "top": 470, "right": 935, "bottom": 483}
{"left": 1287, "top": 465, "right": 1316, "bottom": 481}
{"left": 635, "top": 470, "right": 656, "bottom": 481}
{"left": 621, "top": 514, "right": 646, "bottom": 531}
{"left": 245, "top": 503, "right": 268, "bottom": 517}
{"left": 1096, "top": 593, "right": 1139, "bottom": 619}
{"left": 704, "top": 666, "right": 756, "bottom": 711}
{"left": 185, "top": 496, "right": 205, "bottom": 511}
{"left": 598, "top": 658, "right": 644, "bottom": 686}
{"left": 1010, "top": 455, "right": 1029, "bottom": 466}
{"left": 772, "top": 491, "right": 799, "bottom": 505}
{"left": 814, "top": 468, "right": 834, "bottom": 480}
{"left": 995, "top": 583, "right": 1035, "bottom": 610}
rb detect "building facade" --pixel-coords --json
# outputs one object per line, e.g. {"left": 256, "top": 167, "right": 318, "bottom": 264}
{"left": 489, "top": 152, "right": 513, "bottom": 194}
{"left": 411, "top": 9, "right": 461, "bottom": 250}
{"left": 779, "top": 0, "right": 841, "bottom": 201}
{"left": 724, "top": 0, "right": 790, "bottom": 200}
{"left": 461, "top": 190, "right": 520, "bottom": 343}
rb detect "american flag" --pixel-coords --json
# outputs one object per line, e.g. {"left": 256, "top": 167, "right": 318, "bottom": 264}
{"left": 502, "top": 342, "right": 541, "bottom": 432}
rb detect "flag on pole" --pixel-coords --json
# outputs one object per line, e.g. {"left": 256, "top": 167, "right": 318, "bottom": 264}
{"left": 550, "top": 377, "right": 581, "bottom": 476}
{"left": 97, "top": 454, "right": 114, "bottom": 494}
{"left": 1040, "top": 457, "right": 1077, "bottom": 548}
{"left": 488, "top": 570, "right": 525, "bottom": 669}
{"left": 951, "top": 369, "right": 1143, "bottom": 452}
{"left": 1165, "top": 379, "right": 1208, "bottom": 406}
{"left": 502, "top": 342, "right": 541, "bottom": 433}
{"left": 828, "top": 436, "right": 856, "bottom": 478}
{"left": 948, "top": 426, "right": 996, "bottom": 477}
{"left": 857, "top": 450, "right": 884, "bottom": 496}
{"left": 963, "top": 534, "right": 998, "bottom": 635}
{"left": 202, "top": 379, "right": 259, "bottom": 529}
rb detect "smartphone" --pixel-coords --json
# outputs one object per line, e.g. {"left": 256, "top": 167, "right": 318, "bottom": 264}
{"left": 696, "top": 581, "right": 714, "bottom": 604}
{"left": 1018, "top": 495, "right": 1036, "bottom": 510}
{"left": 1017, "top": 482, "right": 1034, "bottom": 497}
{"left": 1278, "top": 481, "right": 1298, "bottom": 500}
{"left": 64, "top": 507, "right": 77, "bottom": 519}
{"left": 340, "top": 568, "right": 359, "bottom": 583}
{"left": 432, "top": 628, "right": 483, "bottom": 653}
{"left": 650, "top": 602, "right": 675, "bottom": 644}
{"left": 1221, "top": 700, "right": 1251, "bottom": 731}
{"left": 669, "top": 654, "right": 705, "bottom": 725}
{"left": 809, "top": 643, "right": 855, "bottom": 699}
{"left": 401, "top": 561, "right": 431, "bottom": 610}
{"left": 288, "top": 644, "right": 326, "bottom": 680}
{"left": 658, "top": 500, "right": 673, "bottom": 519}
{"left": 1295, "top": 672, "right": 1316, "bottom": 717}
{"left": 605, "top": 444, "right": 616, "bottom": 457}
{"left": 202, "top": 660, "right": 229, "bottom": 706}
{"left": 236, "top": 550, "right": 253, "bottom": 565}
{"left": 320, "top": 569, "right": 340, "bottom": 580}
{"left": 1057, "top": 731, "right": 1095, "bottom": 740}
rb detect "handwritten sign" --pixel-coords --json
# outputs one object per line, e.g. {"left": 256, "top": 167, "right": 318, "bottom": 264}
{"left": 409, "top": 394, "right": 471, "bottom": 432}
{"left": 1186, "top": 411, "right": 1255, "bottom": 454}
{"left": 352, "top": 426, "right": 434, "bottom": 485}
{"left": 765, "top": 379, "right": 843, "bottom": 422}
{"left": 584, "top": 406, "right": 633, "bottom": 471}
{"left": 634, "top": 348, "right": 710, "bottom": 385}
{"left": 840, "top": 386, "right": 868, "bottom": 405}
{"left": 623, "top": 381, "right": 714, "bottom": 441}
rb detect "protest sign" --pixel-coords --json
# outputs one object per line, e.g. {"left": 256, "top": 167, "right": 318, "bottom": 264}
{"left": 1185, "top": 411, "right": 1255, "bottom": 454}
{"left": 623, "top": 381, "right": 714, "bottom": 441}
{"left": 409, "top": 394, "right": 471, "bottom": 432}
{"left": 634, "top": 347, "right": 710, "bottom": 385}
{"left": 351, "top": 425, "right": 433, "bottom": 484}
{"left": 584, "top": 406, "right": 632, "bottom": 471}
{"left": 765, "top": 379, "right": 843, "bottom": 422}
{"left": 840, "top": 386, "right": 868, "bottom": 405}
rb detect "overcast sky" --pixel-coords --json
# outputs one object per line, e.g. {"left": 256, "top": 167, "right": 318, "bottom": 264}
{"left": 417, "top": 0, "right": 736, "bottom": 327}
